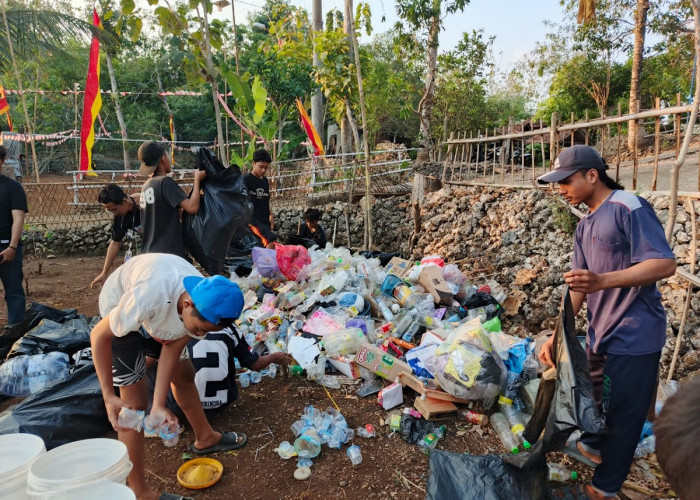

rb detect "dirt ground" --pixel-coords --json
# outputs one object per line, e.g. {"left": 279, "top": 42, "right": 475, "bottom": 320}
{"left": 0, "top": 255, "right": 675, "bottom": 499}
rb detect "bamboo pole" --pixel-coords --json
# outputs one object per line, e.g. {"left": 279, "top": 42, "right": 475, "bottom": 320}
{"left": 652, "top": 97, "right": 661, "bottom": 191}
{"left": 616, "top": 103, "right": 622, "bottom": 182}
{"left": 675, "top": 92, "right": 682, "bottom": 158}
{"left": 539, "top": 119, "right": 545, "bottom": 174}
{"left": 492, "top": 128, "right": 497, "bottom": 183}
{"left": 570, "top": 112, "right": 575, "bottom": 147}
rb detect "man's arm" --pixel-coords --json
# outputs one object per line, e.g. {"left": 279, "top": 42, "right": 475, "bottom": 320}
{"left": 179, "top": 170, "right": 207, "bottom": 215}
{"left": 0, "top": 209, "right": 25, "bottom": 264}
{"left": 248, "top": 352, "right": 293, "bottom": 371}
{"left": 90, "top": 315, "right": 126, "bottom": 431}
{"left": 91, "top": 240, "right": 122, "bottom": 289}
{"left": 269, "top": 212, "right": 275, "bottom": 231}
{"left": 564, "top": 258, "right": 677, "bottom": 294}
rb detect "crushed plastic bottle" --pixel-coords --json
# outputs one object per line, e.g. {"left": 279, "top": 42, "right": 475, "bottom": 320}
{"left": 294, "top": 429, "right": 322, "bottom": 458}
{"left": 490, "top": 413, "right": 519, "bottom": 454}
{"left": 274, "top": 441, "right": 297, "bottom": 459}
{"left": 547, "top": 463, "right": 578, "bottom": 482}
{"left": 118, "top": 407, "right": 145, "bottom": 432}
{"left": 355, "top": 424, "right": 376, "bottom": 438}
{"left": 376, "top": 296, "right": 395, "bottom": 322}
{"left": 418, "top": 425, "right": 446, "bottom": 454}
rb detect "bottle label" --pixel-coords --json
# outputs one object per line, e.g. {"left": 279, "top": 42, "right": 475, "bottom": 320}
{"left": 464, "top": 410, "right": 486, "bottom": 426}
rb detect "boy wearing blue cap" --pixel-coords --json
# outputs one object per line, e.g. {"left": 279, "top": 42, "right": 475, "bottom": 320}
{"left": 537, "top": 146, "right": 676, "bottom": 500}
{"left": 91, "top": 253, "right": 246, "bottom": 500}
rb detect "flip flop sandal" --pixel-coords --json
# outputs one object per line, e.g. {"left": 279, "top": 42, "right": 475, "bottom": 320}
{"left": 189, "top": 431, "right": 248, "bottom": 454}
{"left": 159, "top": 493, "right": 193, "bottom": 500}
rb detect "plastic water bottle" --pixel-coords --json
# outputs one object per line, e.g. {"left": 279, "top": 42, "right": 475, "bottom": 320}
{"left": 159, "top": 422, "right": 180, "bottom": 447}
{"left": 547, "top": 463, "right": 578, "bottom": 482}
{"left": 347, "top": 445, "right": 362, "bottom": 465}
{"left": 239, "top": 371, "right": 251, "bottom": 388}
{"left": 376, "top": 296, "right": 395, "bottom": 322}
{"left": 27, "top": 352, "right": 70, "bottom": 394}
{"left": 118, "top": 407, "right": 145, "bottom": 432}
{"left": 250, "top": 371, "right": 262, "bottom": 384}
{"left": 355, "top": 424, "right": 376, "bottom": 438}
{"left": 0, "top": 355, "right": 30, "bottom": 396}
{"left": 401, "top": 319, "right": 421, "bottom": 343}
{"left": 634, "top": 435, "right": 656, "bottom": 458}
{"left": 499, "top": 398, "right": 531, "bottom": 450}
{"left": 294, "top": 429, "right": 322, "bottom": 459}
{"left": 491, "top": 413, "right": 519, "bottom": 454}
{"left": 418, "top": 425, "right": 447, "bottom": 454}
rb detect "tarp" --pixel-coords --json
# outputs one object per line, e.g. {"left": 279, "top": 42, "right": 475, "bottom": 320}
{"left": 0, "top": 303, "right": 78, "bottom": 360}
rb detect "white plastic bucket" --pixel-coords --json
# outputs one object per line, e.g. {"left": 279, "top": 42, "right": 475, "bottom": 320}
{"left": 44, "top": 481, "right": 136, "bottom": 500}
{"left": 26, "top": 438, "right": 132, "bottom": 499}
{"left": 0, "top": 433, "right": 46, "bottom": 500}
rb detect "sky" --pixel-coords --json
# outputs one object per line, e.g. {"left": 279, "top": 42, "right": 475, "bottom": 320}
{"left": 225, "top": 0, "right": 567, "bottom": 69}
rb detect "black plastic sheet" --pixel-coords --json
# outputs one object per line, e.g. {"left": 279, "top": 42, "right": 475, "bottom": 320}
{"left": 0, "top": 303, "right": 78, "bottom": 360}
{"left": 0, "top": 364, "right": 110, "bottom": 449}
{"left": 183, "top": 147, "right": 252, "bottom": 275}
{"left": 358, "top": 251, "right": 402, "bottom": 266}
{"left": 506, "top": 285, "right": 605, "bottom": 469}
{"left": 399, "top": 414, "right": 440, "bottom": 444}
{"left": 7, "top": 317, "right": 92, "bottom": 358}
{"left": 426, "top": 451, "right": 547, "bottom": 500}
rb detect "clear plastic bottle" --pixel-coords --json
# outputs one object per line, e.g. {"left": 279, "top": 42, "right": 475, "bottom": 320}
{"left": 118, "top": 407, "right": 145, "bottom": 432}
{"left": 418, "top": 425, "right": 447, "bottom": 454}
{"left": 634, "top": 435, "right": 656, "bottom": 458}
{"left": 490, "top": 413, "right": 519, "bottom": 454}
{"left": 294, "top": 429, "right": 322, "bottom": 458}
{"left": 274, "top": 441, "right": 297, "bottom": 459}
{"left": 376, "top": 296, "right": 396, "bottom": 322}
{"left": 347, "top": 444, "right": 362, "bottom": 465}
{"left": 401, "top": 320, "right": 421, "bottom": 343}
{"left": 392, "top": 311, "right": 415, "bottom": 337}
{"left": 547, "top": 463, "right": 578, "bottom": 482}
{"left": 499, "top": 399, "right": 531, "bottom": 450}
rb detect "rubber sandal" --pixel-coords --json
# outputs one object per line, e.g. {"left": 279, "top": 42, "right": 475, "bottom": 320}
{"left": 563, "top": 440, "right": 600, "bottom": 468}
{"left": 159, "top": 493, "right": 193, "bottom": 500}
{"left": 189, "top": 431, "right": 247, "bottom": 454}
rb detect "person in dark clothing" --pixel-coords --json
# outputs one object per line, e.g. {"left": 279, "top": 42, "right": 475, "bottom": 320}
{"left": 91, "top": 184, "right": 142, "bottom": 289}
{"left": 537, "top": 146, "right": 676, "bottom": 500}
{"left": 297, "top": 208, "right": 327, "bottom": 248}
{"left": 137, "top": 141, "right": 205, "bottom": 259}
{"left": 243, "top": 149, "right": 277, "bottom": 248}
{"left": 0, "top": 145, "right": 27, "bottom": 326}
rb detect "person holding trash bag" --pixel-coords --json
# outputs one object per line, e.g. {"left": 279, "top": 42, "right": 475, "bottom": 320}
{"left": 137, "top": 141, "right": 206, "bottom": 260}
{"left": 91, "top": 253, "right": 248, "bottom": 500}
{"left": 537, "top": 145, "right": 676, "bottom": 500}
{"left": 91, "top": 184, "right": 142, "bottom": 289}
{"left": 244, "top": 149, "right": 277, "bottom": 248}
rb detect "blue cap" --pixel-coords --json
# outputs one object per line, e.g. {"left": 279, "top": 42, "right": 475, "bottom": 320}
{"left": 183, "top": 275, "right": 244, "bottom": 325}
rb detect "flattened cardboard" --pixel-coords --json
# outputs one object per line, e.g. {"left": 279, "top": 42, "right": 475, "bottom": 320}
{"left": 354, "top": 343, "right": 412, "bottom": 381}
{"left": 384, "top": 257, "right": 413, "bottom": 279}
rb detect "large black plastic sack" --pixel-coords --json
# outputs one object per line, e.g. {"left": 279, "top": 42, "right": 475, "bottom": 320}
{"left": 0, "top": 303, "right": 78, "bottom": 360}
{"left": 0, "top": 364, "right": 110, "bottom": 449}
{"left": 7, "top": 317, "right": 91, "bottom": 358}
{"left": 358, "top": 251, "right": 402, "bottom": 266}
{"left": 426, "top": 451, "right": 547, "bottom": 500}
{"left": 183, "top": 147, "right": 252, "bottom": 275}
{"left": 506, "top": 285, "right": 605, "bottom": 469}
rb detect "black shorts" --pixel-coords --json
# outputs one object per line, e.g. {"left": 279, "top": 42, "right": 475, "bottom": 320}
{"left": 111, "top": 331, "right": 188, "bottom": 387}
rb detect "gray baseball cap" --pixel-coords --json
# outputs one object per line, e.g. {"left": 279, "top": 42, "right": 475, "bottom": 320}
{"left": 537, "top": 145, "right": 607, "bottom": 184}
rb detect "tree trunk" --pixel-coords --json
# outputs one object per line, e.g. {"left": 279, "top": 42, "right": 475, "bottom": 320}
{"left": 311, "top": 0, "right": 324, "bottom": 143}
{"left": 340, "top": 0, "right": 354, "bottom": 155}
{"left": 200, "top": 2, "right": 226, "bottom": 162}
{"left": 345, "top": 99, "right": 361, "bottom": 154}
{"left": 105, "top": 52, "right": 130, "bottom": 170}
{"left": 418, "top": 2, "right": 440, "bottom": 161}
{"left": 628, "top": 0, "right": 649, "bottom": 150}
{"left": 347, "top": 0, "right": 373, "bottom": 251}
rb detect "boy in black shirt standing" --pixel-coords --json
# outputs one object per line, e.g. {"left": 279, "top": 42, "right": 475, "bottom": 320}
{"left": 137, "top": 141, "right": 205, "bottom": 259}
{"left": 91, "top": 184, "right": 141, "bottom": 289}
{"left": 244, "top": 149, "right": 277, "bottom": 248}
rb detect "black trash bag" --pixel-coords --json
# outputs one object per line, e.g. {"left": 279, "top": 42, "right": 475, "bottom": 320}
{"left": 226, "top": 256, "right": 254, "bottom": 277}
{"left": 7, "top": 318, "right": 91, "bottom": 359}
{"left": 358, "top": 251, "right": 402, "bottom": 266}
{"left": 505, "top": 285, "right": 605, "bottom": 469}
{"left": 183, "top": 147, "right": 252, "bottom": 275}
{"left": 426, "top": 451, "right": 547, "bottom": 500}
{"left": 0, "top": 303, "right": 78, "bottom": 360}
{"left": 399, "top": 414, "right": 440, "bottom": 444}
{"left": 0, "top": 364, "right": 110, "bottom": 449}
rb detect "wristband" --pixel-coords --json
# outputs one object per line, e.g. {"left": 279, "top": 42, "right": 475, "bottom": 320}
{"left": 8, "top": 246, "right": 17, "bottom": 251}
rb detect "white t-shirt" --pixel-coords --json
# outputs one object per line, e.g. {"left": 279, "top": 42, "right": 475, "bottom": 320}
{"left": 99, "top": 253, "right": 203, "bottom": 342}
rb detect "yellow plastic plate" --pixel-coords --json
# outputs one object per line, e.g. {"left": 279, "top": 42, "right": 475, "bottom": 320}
{"left": 177, "top": 457, "right": 223, "bottom": 490}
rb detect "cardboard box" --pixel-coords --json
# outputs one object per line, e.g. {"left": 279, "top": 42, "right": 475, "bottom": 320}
{"left": 384, "top": 257, "right": 413, "bottom": 279}
{"left": 354, "top": 343, "right": 412, "bottom": 381}
{"left": 377, "top": 382, "right": 403, "bottom": 410}
{"left": 328, "top": 355, "right": 361, "bottom": 379}
{"left": 418, "top": 266, "right": 453, "bottom": 305}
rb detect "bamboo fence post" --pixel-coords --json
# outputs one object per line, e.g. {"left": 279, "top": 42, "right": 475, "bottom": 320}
{"left": 474, "top": 130, "right": 480, "bottom": 180}
{"left": 633, "top": 99, "right": 640, "bottom": 190}
{"left": 550, "top": 113, "right": 559, "bottom": 169}
{"left": 652, "top": 97, "right": 661, "bottom": 191}
{"left": 441, "top": 131, "right": 454, "bottom": 183}
{"left": 531, "top": 133, "right": 536, "bottom": 183}
{"left": 509, "top": 117, "right": 514, "bottom": 185}
{"left": 584, "top": 109, "right": 589, "bottom": 145}
{"left": 539, "top": 119, "right": 545, "bottom": 174}
{"left": 616, "top": 103, "right": 622, "bottom": 182}
{"left": 570, "top": 112, "right": 575, "bottom": 147}
{"left": 459, "top": 131, "right": 467, "bottom": 181}
{"left": 521, "top": 120, "right": 525, "bottom": 185}
{"left": 465, "top": 131, "right": 473, "bottom": 181}
{"left": 492, "top": 128, "right": 497, "bottom": 183}
{"left": 500, "top": 126, "right": 505, "bottom": 183}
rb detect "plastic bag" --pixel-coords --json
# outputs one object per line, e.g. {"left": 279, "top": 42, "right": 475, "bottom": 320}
{"left": 505, "top": 286, "right": 605, "bottom": 469}
{"left": 399, "top": 414, "right": 440, "bottom": 444}
{"left": 0, "top": 364, "right": 110, "bottom": 450}
{"left": 0, "top": 352, "right": 70, "bottom": 396}
{"left": 425, "top": 317, "right": 506, "bottom": 407}
{"left": 182, "top": 147, "right": 252, "bottom": 275}
{"left": 426, "top": 451, "right": 546, "bottom": 500}
{"left": 275, "top": 244, "right": 311, "bottom": 281}
{"left": 7, "top": 318, "right": 91, "bottom": 359}
{"left": 252, "top": 247, "right": 280, "bottom": 277}
{"left": 321, "top": 328, "right": 365, "bottom": 357}
{"left": 0, "top": 303, "right": 78, "bottom": 360}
